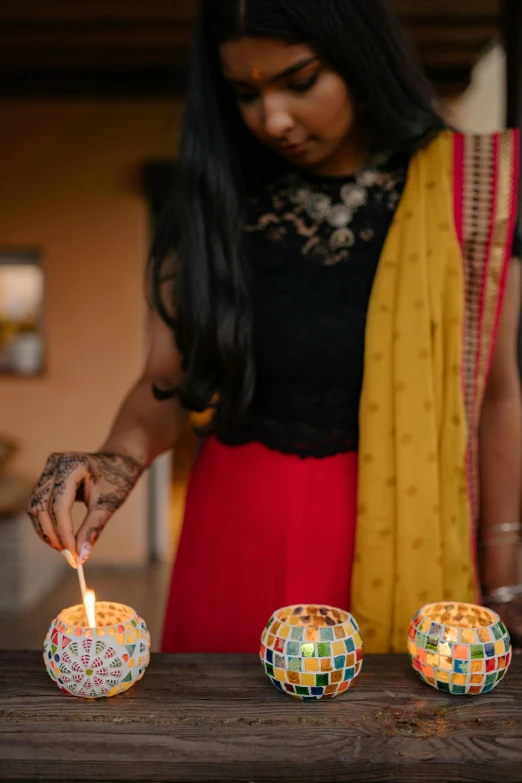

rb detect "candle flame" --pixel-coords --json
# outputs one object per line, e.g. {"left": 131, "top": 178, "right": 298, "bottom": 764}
{"left": 84, "top": 589, "right": 96, "bottom": 628}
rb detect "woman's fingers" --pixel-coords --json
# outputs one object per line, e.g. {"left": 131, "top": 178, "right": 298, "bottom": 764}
{"left": 48, "top": 457, "right": 88, "bottom": 558}
{"left": 76, "top": 510, "right": 112, "bottom": 565}
{"left": 27, "top": 454, "right": 63, "bottom": 552}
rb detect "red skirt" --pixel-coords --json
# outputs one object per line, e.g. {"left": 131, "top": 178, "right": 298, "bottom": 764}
{"left": 161, "top": 437, "right": 358, "bottom": 653}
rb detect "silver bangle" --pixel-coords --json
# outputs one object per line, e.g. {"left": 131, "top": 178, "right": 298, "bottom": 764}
{"left": 483, "top": 584, "right": 522, "bottom": 604}
{"left": 488, "top": 523, "right": 521, "bottom": 534}
{"left": 479, "top": 535, "right": 521, "bottom": 548}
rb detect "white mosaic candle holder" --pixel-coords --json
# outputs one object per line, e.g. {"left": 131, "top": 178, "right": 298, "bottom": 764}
{"left": 408, "top": 601, "right": 512, "bottom": 695}
{"left": 260, "top": 604, "right": 363, "bottom": 700}
{"left": 43, "top": 601, "right": 150, "bottom": 698}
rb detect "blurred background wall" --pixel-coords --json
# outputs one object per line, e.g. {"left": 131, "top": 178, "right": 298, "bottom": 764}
{"left": 0, "top": 101, "right": 181, "bottom": 565}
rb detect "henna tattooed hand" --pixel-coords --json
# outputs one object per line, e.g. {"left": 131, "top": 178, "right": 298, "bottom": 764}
{"left": 27, "top": 451, "right": 144, "bottom": 564}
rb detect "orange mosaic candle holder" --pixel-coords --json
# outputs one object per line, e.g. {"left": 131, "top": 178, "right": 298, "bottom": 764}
{"left": 408, "top": 601, "right": 511, "bottom": 695}
{"left": 43, "top": 602, "right": 150, "bottom": 698}
{"left": 260, "top": 604, "right": 363, "bottom": 700}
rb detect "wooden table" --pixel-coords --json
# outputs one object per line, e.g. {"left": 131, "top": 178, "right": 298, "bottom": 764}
{"left": 1, "top": 651, "right": 521, "bottom": 782}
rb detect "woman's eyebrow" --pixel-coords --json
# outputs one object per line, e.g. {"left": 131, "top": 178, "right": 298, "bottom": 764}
{"left": 227, "top": 56, "right": 320, "bottom": 87}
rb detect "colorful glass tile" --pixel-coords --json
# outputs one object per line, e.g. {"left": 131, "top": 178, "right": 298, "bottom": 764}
{"left": 286, "top": 641, "right": 300, "bottom": 656}
{"left": 478, "top": 628, "right": 492, "bottom": 643}
{"left": 345, "top": 637, "right": 355, "bottom": 653}
{"left": 453, "top": 660, "right": 468, "bottom": 674}
{"left": 425, "top": 636, "right": 438, "bottom": 653}
{"left": 274, "top": 638, "right": 285, "bottom": 653}
{"left": 451, "top": 685, "right": 466, "bottom": 694}
{"left": 316, "top": 673, "right": 329, "bottom": 687}
{"left": 460, "top": 629, "right": 476, "bottom": 644}
{"left": 305, "top": 627, "right": 319, "bottom": 642}
{"left": 320, "top": 628, "right": 334, "bottom": 642}
{"left": 428, "top": 623, "right": 443, "bottom": 639}
{"left": 453, "top": 644, "right": 468, "bottom": 659}
{"left": 334, "top": 655, "right": 345, "bottom": 670}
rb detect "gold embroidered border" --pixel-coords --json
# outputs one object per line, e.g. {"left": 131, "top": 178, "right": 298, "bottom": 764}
{"left": 460, "top": 134, "right": 495, "bottom": 525}
{"left": 475, "top": 131, "right": 515, "bottom": 410}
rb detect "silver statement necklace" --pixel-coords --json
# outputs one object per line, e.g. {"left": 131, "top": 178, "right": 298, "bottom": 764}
{"left": 287, "top": 152, "right": 391, "bottom": 252}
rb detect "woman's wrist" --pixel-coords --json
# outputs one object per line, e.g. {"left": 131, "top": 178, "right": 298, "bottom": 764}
{"left": 479, "top": 522, "right": 520, "bottom": 594}
{"left": 98, "top": 433, "right": 148, "bottom": 471}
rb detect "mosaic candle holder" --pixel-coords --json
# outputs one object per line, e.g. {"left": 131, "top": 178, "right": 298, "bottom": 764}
{"left": 260, "top": 604, "right": 363, "bottom": 700}
{"left": 43, "top": 601, "right": 150, "bottom": 698}
{"left": 408, "top": 601, "right": 511, "bottom": 695}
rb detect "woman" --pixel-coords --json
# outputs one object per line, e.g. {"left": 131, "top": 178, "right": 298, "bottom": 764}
{"left": 27, "top": 0, "right": 522, "bottom": 654}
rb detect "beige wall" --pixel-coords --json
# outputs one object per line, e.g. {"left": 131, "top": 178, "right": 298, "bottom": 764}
{"left": 0, "top": 100, "right": 181, "bottom": 565}
{"left": 446, "top": 43, "right": 507, "bottom": 132}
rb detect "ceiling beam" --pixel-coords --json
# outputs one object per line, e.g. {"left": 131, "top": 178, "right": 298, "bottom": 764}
{"left": 0, "top": 0, "right": 502, "bottom": 99}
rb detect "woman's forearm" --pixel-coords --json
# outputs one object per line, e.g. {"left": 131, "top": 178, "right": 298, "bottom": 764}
{"left": 479, "top": 393, "right": 522, "bottom": 591}
{"left": 99, "top": 376, "right": 188, "bottom": 469}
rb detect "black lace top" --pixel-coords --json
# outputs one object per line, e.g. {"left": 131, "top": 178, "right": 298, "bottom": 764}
{"left": 216, "top": 153, "right": 410, "bottom": 458}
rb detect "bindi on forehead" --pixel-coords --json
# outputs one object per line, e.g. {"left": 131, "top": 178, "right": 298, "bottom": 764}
{"left": 223, "top": 54, "right": 320, "bottom": 88}
{"left": 251, "top": 66, "right": 265, "bottom": 84}
{"left": 220, "top": 38, "right": 318, "bottom": 84}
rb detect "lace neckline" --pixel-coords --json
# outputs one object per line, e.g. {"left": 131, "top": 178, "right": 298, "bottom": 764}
{"left": 246, "top": 151, "right": 409, "bottom": 266}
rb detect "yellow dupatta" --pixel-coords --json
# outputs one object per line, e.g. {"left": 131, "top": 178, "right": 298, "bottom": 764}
{"left": 352, "top": 131, "right": 477, "bottom": 653}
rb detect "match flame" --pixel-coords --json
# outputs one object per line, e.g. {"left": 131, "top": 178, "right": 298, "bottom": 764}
{"left": 84, "top": 589, "right": 97, "bottom": 628}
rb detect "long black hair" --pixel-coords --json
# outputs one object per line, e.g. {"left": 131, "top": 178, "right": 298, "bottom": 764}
{"left": 149, "top": 0, "right": 446, "bottom": 434}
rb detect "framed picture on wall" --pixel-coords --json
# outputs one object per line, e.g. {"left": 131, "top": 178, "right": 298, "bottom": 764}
{"left": 0, "top": 249, "right": 45, "bottom": 376}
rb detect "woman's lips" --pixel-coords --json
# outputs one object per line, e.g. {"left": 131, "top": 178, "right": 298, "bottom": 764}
{"left": 280, "top": 140, "right": 309, "bottom": 156}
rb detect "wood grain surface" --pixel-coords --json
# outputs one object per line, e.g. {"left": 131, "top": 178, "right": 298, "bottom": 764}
{"left": 0, "top": 651, "right": 521, "bottom": 782}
